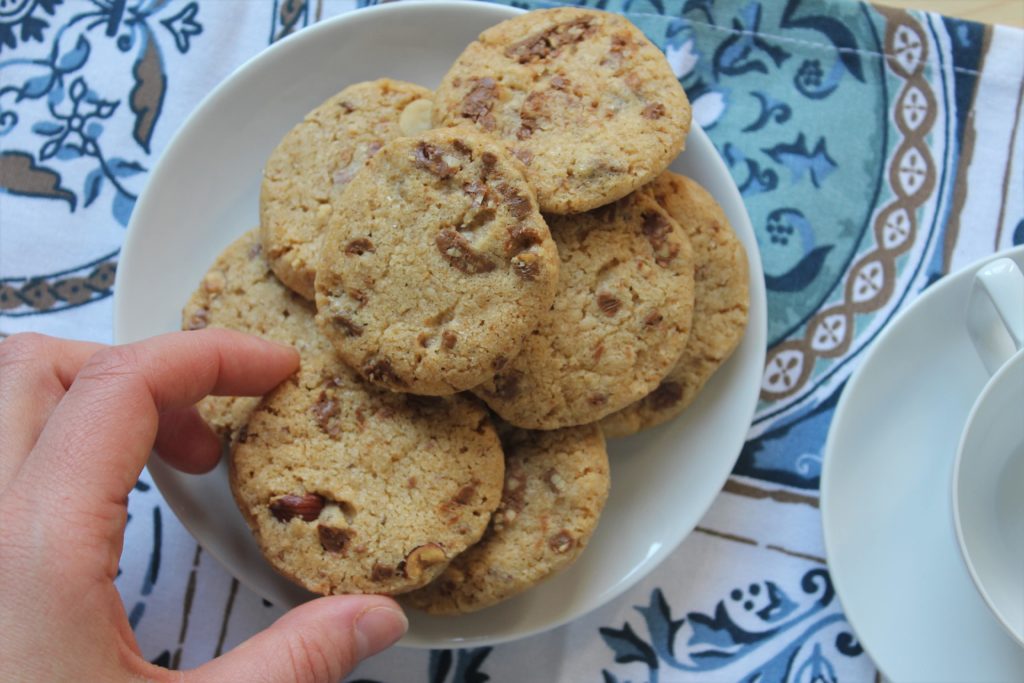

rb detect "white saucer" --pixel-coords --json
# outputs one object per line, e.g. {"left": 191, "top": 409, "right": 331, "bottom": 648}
{"left": 822, "top": 247, "right": 1024, "bottom": 682}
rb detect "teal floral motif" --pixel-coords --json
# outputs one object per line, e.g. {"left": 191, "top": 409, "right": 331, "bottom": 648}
{"left": 681, "top": 0, "right": 715, "bottom": 24}
{"left": 763, "top": 208, "right": 833, "bottom": 292}
{"left": 723, "top": 143, "right": 778, "bottom": 196}
{"left": 781, "top": 0, "right": 867, "bottom": 97}
{"left": 762, "top": 134, "right": 837, "bottom": 188}
{"left": 712, "top": 1, "right": 790, "bottom": 78}
{"left": 679, "top": 0, "right": 886, "bottom": 355}
{"left": 794, "top": 58, "right": 828, "bottom": 97}
{"left": 600, "top": 570, "right": 864, "bottom": 682}
{"left": 664, "top": 18, "right": 726, "bottom": 129}
{"left": 743, "top": 91, "right": 792, "bottom": 132}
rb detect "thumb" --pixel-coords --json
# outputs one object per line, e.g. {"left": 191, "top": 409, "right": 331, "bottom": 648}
{"left": 186, "top": 596, "right": 407, "bottom": 683}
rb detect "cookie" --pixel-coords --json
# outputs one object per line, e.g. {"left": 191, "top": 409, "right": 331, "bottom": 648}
{"left": 181, "top": 229, "right": 332, "bottom": 440}
{"left": 230, "top": 352, "right": 505, "bottom": 595}
{"left": 433, "top": 8, "right": 690, "bottom": 214}
{"left": 601, "top": 173, "right": 749, "bottom": 437}
{"left": 261, "top": 79, "right": 434, "bottom": 300}
{"left": 315, "top": 125, "right": 560, "bottom": 396}
{"left": 474, "top": 190, "right": 695, "bottom": 429}
{"left": 403, "top": 421, "right": 609, "bottom": 614}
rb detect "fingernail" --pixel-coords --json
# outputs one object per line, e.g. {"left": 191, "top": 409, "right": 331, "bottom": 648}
{"left": 354, "top": 605, "right": 408, "bottom": 660}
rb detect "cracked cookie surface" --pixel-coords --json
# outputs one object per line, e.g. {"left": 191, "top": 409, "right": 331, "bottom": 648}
{"left": 315, "top": 125, "right": 559, "bottom": 395}
{"left": 601, "top": 173, "right": 749, "bottom": 437}
{"left": 403, "top": 421, "right": 609, "bottom": 614}
{"left": 230, "top": 352, "right": 504, "bottom": 595}
{"left": 433, "top": 8, "right": 690, "bottom": 214}
{"left": 474, "top": 190, "right": 695, "bottom": 429}
{"left": 181, "top": 229, "right": 333, "bottom": 441}
{"left": 261, "top": 79, "right": 433, "bottom": 300}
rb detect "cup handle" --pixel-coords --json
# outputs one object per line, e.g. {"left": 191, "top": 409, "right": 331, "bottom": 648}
{"left": 966, "top": 258, "right": 1024, "bottom": 375}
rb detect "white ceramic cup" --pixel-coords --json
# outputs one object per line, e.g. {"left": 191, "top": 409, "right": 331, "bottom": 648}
{"left": 955, "top": 256, "right": 1024, "bottom": 647}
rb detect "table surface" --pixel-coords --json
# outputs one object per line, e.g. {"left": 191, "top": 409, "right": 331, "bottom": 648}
{"left": 880, "top": 0, "right": 1024, "bottom": 27}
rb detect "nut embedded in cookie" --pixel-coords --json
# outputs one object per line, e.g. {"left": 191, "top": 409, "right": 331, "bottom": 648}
{"left": 229, "top": 355, "right": 505, "bottom": 596}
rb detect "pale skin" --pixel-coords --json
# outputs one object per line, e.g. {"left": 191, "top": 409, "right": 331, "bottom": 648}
{"left": 0, "top": 329, "right": 407, "bottom": 682}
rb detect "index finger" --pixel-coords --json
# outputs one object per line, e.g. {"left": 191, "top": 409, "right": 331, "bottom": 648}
{"left": 15, "top": 329, "right": 299, "bottom": 508}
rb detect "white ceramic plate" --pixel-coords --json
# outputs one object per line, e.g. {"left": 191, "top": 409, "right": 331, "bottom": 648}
{"left": 822, "top": 247, "right": 1024, "bottom": 682}
{"left": 114, "top": 1, "right": 766, "bottom": 647}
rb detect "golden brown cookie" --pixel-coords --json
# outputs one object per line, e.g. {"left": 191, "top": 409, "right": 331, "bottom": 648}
{"left": 230, "top": 352, "right": 505, "bottom": 595}
{"left": 403, "top": 421, "right": 609, "bottom": 614}
{"left": 315, "top": 125, "right": 560, "bottom": 396}
{"left": 601, "top": 173, "right": 749, "bottom": 437}
{"left": 474, "top": 190, "right": 695, "bottom": 429}
{"left": 181, "top": 229, "right": 332, "bottom": 441}
{"left": 433, "top": 8, "right": 690, "bottom": 214}
{"left": 261, "top": 79, "right": 434, "bottom": 299}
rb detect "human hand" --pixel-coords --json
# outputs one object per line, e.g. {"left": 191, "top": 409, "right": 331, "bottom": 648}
{"left": 0, "top": 330, "right": 407, "bottom": 682}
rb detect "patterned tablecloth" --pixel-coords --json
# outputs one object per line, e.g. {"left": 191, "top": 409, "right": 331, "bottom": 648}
{"left": 1, "top": 0, "right": 1022, "bottom": 680}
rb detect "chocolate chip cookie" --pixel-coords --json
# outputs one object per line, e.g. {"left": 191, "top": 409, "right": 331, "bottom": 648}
{"left": 230, "top": 352, "right": 505, "bottom": 595}
{"left": 403, "top": 421, "right": 609, "bottom": 614}
{"left": 181, "top": 229, "right": 333, "bottom": 441}
{"left": 474, "top": 190, "right": 695, "bottom": 429}
{"left": 315, "top": 125, "right": 559, "bottom": 395}
{"left": 433, "top": 8, "right": 690, "bottom": 214}
{"left": 261, "top": 79, "right": 434, "bottom": 300}
{"left": 601, "top": 173, "right": 749, "bottom": 437}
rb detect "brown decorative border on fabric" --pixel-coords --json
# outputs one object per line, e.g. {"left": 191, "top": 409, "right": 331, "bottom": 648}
{"left": 761, "top": 8, "right": 939, "bottom": 401}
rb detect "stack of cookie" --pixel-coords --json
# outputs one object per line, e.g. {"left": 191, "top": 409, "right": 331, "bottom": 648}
{"left": 182, "top": 8, "right": 748, "bottom": 614}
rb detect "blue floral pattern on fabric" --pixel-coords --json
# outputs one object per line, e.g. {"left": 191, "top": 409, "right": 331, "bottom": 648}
{"left": 0, "top": 0, "right": 62, "bottom": 54}
{"left": 0, "top": 0, "right": 201, "bottom": 222}
{"left": 599, "top": 571, "right": 861, "bottom": 682}
{"left": 0, "top": 0, "right": 202, "bottom": 316}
